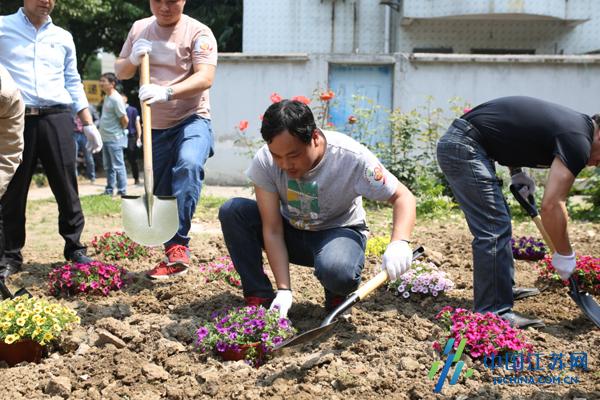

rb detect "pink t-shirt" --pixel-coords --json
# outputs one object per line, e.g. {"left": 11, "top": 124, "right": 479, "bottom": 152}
{"left": 120, "top": 15, "right": 218, "bottom": 129}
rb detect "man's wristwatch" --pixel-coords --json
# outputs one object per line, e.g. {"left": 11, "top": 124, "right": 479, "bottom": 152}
{"left": 165, "top": 87, "right": 174, "bottom": 101}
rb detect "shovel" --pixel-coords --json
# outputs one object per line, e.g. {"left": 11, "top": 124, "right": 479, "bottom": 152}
{"left": 0, "top": 279, "right": 31, "bottom": 300}
{"left": 273, "top": 246, "right": 425, "bottom": 351}
{"left": 122, "top": 53, "right": 178, "bottom": 246}
{"left": 510, "top": 184, "right": 600, "bottom": 328}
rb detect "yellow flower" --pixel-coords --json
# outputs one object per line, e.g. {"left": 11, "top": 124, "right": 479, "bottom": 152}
{"left": 4, "top": 334, "right": 19, "bottom": 344}
{"left": 5, "top": 311, "right": 15, "bottom": 319}
{"left": 16, "top": 317, "right": 26, "bottom": 327}
{"left": 15, "top": 303, "right": 25, "bottom": 312}
{"left": 38, "top": 317, "right": 46, "bottom": 325}
{"left": 33, "top": 328, "right": 41, "bottom": 337}
{"left": 43, "top": 332, "right": 53, "bottom": 342}
{"left": 18, "top": 328, "right": 26, "bottom": 336}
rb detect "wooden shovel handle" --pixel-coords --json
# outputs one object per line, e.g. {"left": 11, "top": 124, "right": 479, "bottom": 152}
{"left": 140, "top": 53, "right": 153, "bottom": 196}
{"left": 532, "top": 215, "right": 555, "bottom": 254}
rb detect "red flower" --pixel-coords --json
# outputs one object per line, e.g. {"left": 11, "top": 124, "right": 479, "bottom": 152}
{"left": 463, "top": 107, "right": 472, "bottom": 114}
{"left": 238, "top": 120, "right": 249, "bottom": 132}
{"left": 320, "top": 90, "right": 334, "bottom": 101}
{"left": 348, "top": 115, "right": 357, "bottom": 124}
{"left": 270, "top": 92, "right": 282, "bottom": 103}
{"left": 291, "top": 95, "right": 310, "bottom": 105}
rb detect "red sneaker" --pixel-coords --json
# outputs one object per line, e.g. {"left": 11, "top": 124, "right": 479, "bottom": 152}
{"left": 165, "top": 244, "right": 190, "bottom": 267}
{"left": 244, "top": 296, "right": 273, "bottom": 308}
{"left": 146, "top": 261, "right": 188, "bottom": 280}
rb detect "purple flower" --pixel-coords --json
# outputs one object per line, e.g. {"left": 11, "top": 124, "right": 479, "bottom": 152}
{"left": 278, "top": 318, "right": 289, "bottom": 329}
{"left": 197, "top": 326, "right": 209, "bottom": 341}
{"left": 216, "top": 341, "right": 227, "bottom": 352}
{"left": 261, "top": 333, "right": 269, "bottom": 342}
{"left": 272, "top": 336, "right": 283, "bottom": 345}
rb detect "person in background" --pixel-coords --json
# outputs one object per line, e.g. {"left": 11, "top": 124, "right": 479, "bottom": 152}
{"left": 219, "top": 100, "right": 417, "bottom": 318}
{"left": 98, "top": 73, "right": 128, "bottom": 196}
{"left": 0, "top": 0, "right": 103, "bottom": 277}
{"left": 122, "top": 93, "right": 142, "bottom": 185}
{"left": 72, "top": 115, "right": 96, "bottom": 183}
{"left": 115, "top": 0, "right": 217, "bottom": 279}
{"left": 0, "top": 64, "right": 25, "bottom": 278}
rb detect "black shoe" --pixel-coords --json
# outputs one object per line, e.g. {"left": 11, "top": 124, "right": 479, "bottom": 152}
{"left": 67, "top": 250, "right": 94, "bottom": 264}
{"left": 0, "top": 263, "right": 22, "bottom": 280}
{"left": 498, "top": 310, "right": 545, "bottom": 329}
{"left": 513, "top": 287, "right": 541, "bottom": 301}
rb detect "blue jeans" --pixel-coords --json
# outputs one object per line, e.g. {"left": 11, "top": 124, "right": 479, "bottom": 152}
{"left": 73, "top": 132, "right": 95, "bottom": 180}
{"left": 218, "top": 198, "right": 367, "bottom": 301}
{"left": 152, "top": 115, "right": 214, "bottom": 247}
{"left": 102, "top": 138, "right": 127, "bottom": 195}
{"left": 436, "top": 119, "right": 513, "bottom": 313}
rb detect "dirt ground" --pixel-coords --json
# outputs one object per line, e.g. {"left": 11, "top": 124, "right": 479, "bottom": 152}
{"left": 0, "top": 188, "right": 598, "bottom": 400}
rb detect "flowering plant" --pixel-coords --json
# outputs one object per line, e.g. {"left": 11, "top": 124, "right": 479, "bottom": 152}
{"left": 388, "top": 261, "right": 454, "bottom": 298}
{"left": 198, "top": 256, "right": 242, "bottom": 288}
{"left": 48, "top": 261, "right": 127, "bottom": 296}
{"left": 365, "top": 235, "right": 390, "bottom": 257}
{"left": 511, "top": 236, "right": 546, "bottom": 261}
{"left": 196, "top": 305, "right": 296, "bottom": 367}
{"left": 91, "top": 231, "right": 149, "bottom": 261}
{"left": 537, "top": 255, "right": 600, "bottom": 295}
{"left": 433, "top": 306, "right": 534, "bottom": 359}
{"left": 0, "top": 296, "right": 80, "bottom": 346}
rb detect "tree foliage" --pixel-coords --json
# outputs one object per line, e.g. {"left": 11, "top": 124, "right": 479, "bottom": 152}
{"left": 0, "top": 0, "right": 242, "bottom": 75}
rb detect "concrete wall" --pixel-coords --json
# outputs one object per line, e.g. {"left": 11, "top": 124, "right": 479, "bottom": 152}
{"left": 205, "top": 53, "right": 600, "bottom": 185}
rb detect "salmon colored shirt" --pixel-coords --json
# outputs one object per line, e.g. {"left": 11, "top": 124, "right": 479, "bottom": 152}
{"left": 119, "top": 15, "right": 218, "bottom": 129}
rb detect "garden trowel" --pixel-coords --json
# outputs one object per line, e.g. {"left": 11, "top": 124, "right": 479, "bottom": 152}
{"left": 122, "top": 53, "right": 178, "bottom": 246}
{"left": 273, "top": 246, "right": 425, "bottom": 351}
{"left": 510, "top": 184, "right": 600, "bottom": 328}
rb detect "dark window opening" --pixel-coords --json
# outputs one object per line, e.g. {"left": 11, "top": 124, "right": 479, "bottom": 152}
{"left": 471, "top": 49, "right": 535, "bottom": 55}
{"left": 413, "top": 47, "right": 454, "bottom": 53}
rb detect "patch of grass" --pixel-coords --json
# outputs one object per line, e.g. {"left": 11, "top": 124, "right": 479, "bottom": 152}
{"left": 80, "top": 195, "right": 121, "bottom": 216}
{"left": 27, "top": 198, "right": 55, "bottom": 213}
{"left": 195, "top": 195, "right": 228, "bottom": 220}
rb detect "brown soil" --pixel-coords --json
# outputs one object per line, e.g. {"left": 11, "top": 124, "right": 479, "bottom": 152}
{"left": 0, "top": 198, "right": 598, "bottom": 400}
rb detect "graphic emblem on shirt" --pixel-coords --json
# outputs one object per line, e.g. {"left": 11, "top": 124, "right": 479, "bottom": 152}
{"left": 287, "top": 180, "right": 319, "bottom": 230}
{"left": 364, "top": 163, "right": 386, "bottom": 188}
{"left": 195, "top": 35, "right": 213, "bottom": 53}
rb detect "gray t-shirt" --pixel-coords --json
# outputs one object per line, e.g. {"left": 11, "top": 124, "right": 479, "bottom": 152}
{"left": 99, "top": 91, "right": 127, "bottom": 143}
{"left": 247, "top": 130, "right": 399, "bottom": 232}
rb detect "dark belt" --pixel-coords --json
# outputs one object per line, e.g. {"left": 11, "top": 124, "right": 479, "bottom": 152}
{"left": 451, "top": 118, "right": 484, "bottom": 144}
{"left": 25, "top": 104, "right": 70, "bottom": 116}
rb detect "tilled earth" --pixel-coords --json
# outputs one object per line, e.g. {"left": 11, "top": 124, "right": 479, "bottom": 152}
{"left": 0, "top": 196, "right": 598, "bottom": 400}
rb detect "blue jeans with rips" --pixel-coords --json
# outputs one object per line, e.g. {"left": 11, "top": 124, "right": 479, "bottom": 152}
{"left": 436, "top": 119, "right": 514, "bottom": 314}
{"left": 152, "top": 115, "right": 214, "bottom": 248}
{"left": 102, "top": 138, "right": 127, "bottom": 195}
{"left": 218, "top": 197, "right": 367, "bottom": 302}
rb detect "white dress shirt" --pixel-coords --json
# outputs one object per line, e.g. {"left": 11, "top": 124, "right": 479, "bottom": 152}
{"left": 0, "top": 8, "right": 88, "bottom": 112}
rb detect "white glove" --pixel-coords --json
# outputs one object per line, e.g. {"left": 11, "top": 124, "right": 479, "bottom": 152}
{"left": 139, "top": 84, "right": 169, "bottom": 105}
{"left": 129, "top": 39, "right": 152, "bottom": 66}
{"left": 381, "top": 240, "right": 412, "bottom": 281}
{"left": 83, "top": 125, "right": 102, "bottom": 153}
{"left": 552, "top": 251, "right": 576, "bottom": 280}
{"left": 136, "top": 138, "right": 142, "bottom": 148}
{"left": 269, "top": 289, "right": 293, "bottom": 318}
{"left": 511, "top": 171, "right": 536, "bottom": 199}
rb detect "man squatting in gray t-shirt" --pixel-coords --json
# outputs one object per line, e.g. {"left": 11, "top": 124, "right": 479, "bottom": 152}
{"left": 219, "top": 99, "right": 417, "bottom": 318}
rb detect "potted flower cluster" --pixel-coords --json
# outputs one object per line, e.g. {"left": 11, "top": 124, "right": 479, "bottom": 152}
{"left": 388, "top": 260, "right": 454, "bottom": 299}
{"left": 91, "top": 231, "right": 149, "bottom": 261}
{"left": 0, "top": 296, "right": 80, "bottom": 366}
{"left": 196, "top": 305, "right": 296, "bottom": 367}
{"left": 511, "top": 236, "right": 547, "bottom": 261}
{"left": 48, "top": 261, "right": 127, "bottom": 297}
{"left": 433, "top": 306, "right": 534, "bottom": 359}
{"left": 537, "top": 255, "right": 600, "bottom": 295}
{"left": 198, "top": 256, "right": 242, "bottom": 288}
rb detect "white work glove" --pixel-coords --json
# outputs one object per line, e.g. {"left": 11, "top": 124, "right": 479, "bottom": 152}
{"left": 269, "top": 289, "right": 293, "bottom": 318}
{"left": 83, "top": 124, "right": 103, "bottom": 153}
{"left": 139, "top": 84, "right": 169, "bottom": 105}
{"left": 136, "top": 138, "right": 142, "bottom": 148}
{"left": 381, "top": 240, "right": 412, "bottom": 281}
{"left": 552, "top": 251, "right": 576, "bottom": 280}
{"left": 511, "top": 171, "right": 536, "bottom": 199}
{"left": 128, "top": 39, "right": 152, "bottom": 66}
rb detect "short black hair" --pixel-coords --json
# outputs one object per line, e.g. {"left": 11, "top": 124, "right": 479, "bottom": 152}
{"left": 260, "top": 99, "right": 317, "bottom": 144}
{"left": 100, "top": 72, "right": 118, "bottom": 87}
{"left": 592, "top": 113, "right": 600, "bottom": 126}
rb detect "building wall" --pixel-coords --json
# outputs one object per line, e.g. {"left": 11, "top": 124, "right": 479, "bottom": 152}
{"left": 243, "top": 0, "right": 600, "bottom": 55}
{"left": 205, "top": 53, "right": 600, "bottom": 185}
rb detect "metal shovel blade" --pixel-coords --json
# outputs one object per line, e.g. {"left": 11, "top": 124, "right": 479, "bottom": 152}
{"left": 0, "top": 280, "right": 32, "bottom": 300}
{"left": 122, "top": 194, "right": 179, "bottom": 246}
{"left": 274, "top": 319, "right": 340, "bottom": 350}
{"left": 568, "top": 277, "right": 600, "bottom": 328}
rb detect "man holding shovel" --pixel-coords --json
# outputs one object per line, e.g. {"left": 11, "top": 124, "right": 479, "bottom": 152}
{"left": 219, "top": 99, "right": 417, "bottom": 318}
{"left": 437, "top": 96, "right": 600, "bottom": 329}
{"left": 115, "top": 0, "right": 217, "bottom": 279}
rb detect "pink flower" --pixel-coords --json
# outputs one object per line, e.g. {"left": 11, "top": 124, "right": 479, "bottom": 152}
{"left": 291, "top": 95, "right": 310, "bottom": 105}
{"left": 270, "top": 92, "right": 282, "bottom": 103}
{"left": 238, "top": 120, "right": 249, "bottom": 132}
